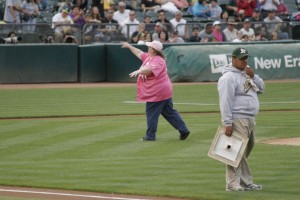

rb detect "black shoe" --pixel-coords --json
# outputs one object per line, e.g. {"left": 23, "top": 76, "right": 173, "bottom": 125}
{"left": 180, "top": 131, "right": 190, "bottom": 140}
{"left": 139, "top": 137, "right": 155, "bottom": 141}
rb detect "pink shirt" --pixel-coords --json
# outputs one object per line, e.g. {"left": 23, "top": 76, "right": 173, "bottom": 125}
{"left": 136, "top": 53, "right": 173, "bottom": 102}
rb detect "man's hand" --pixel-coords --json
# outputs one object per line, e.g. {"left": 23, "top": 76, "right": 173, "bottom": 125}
{"left": 225, "top": 126, "right": 233, "bottom": 137}
{"left": 245, "top": 66, "right": 254, "bottom": 78}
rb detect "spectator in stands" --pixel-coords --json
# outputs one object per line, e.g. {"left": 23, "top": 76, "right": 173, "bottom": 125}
{"left": 234, "top": 12, "right": 245, "bottom": 23}
{"left": 223, "top": 17, "right": 238, "bottom": 41}
{"left": 232, "top": 30, "right": 244, "bottom": 42}
{"left": 259, "top": 0, "right": 279, "bottom": 20}
{"left": 250, "top": 7, "right": 262, "bottom": 21}
{"left": 52, "top": 8, "right": 73, "bottom": 28}
{"left": 4, "top": 0, "right": 23, "bottom": 23}
{"left": 234, "top": 31, "right": 251, "bottom": 42}
{"left": 91, "top": 0, "right": 105, "bottom": 18}
{"left": 186, "top": 0, "right": 197, "bottom": 8}
{"left": 73, "top": 0, "right": 88, "bottom": 12}
{"left": 220, "top": 10, "right": 229, "bottom": 22}
{"left": 209, "top": 0, "right": 222, "bottom": 20}
{"left": 102, "top": 9, "right": 118, "bottom": 24}
{"left": 199, "top": 23, "right": 214, "bottom": 42}
{"left": 263, "top": 9, "right": 288, "bottom": 40}
{"left": 158, "top": 29, "right": 170, "bottom": 43}
{"left": 170, "top": 11, "right": 187, "bottom": 40}
{"left": 154, "top": 10, "right": 172, "bottom": 33}
{"left": 276, "top": 0, "right": 288, "bottom": 17}
{"left": 169, "top": 30, "right": 185, "bottom": 43}
{"left": 188, "top": 24, "right": 201, "bottom": 42}
{"left": 58, "top": 0, "right": 73, "bottom": 13}
{"left": 136, "top": 32, "right": 147, "bottom": 44}
{"left": 254, "top": 30, "right": 268, "bottom": 41}
{"left": 212, "top": 20, "right": 226, "bottom": 42}
{"left": 218, "top": 0, "right": 229, "bottom": 11}
{"left": 144, "top": 15, "right": 155, "bottom": 32}
{"left": 100, "top": 9, "right": 121, "bottom": 42}
{"left": 191, "top": 0, "right": 211, "bottom": 18}
{"left": 226, "top": 0, "right": 238, "bottom": 16}
{"left": 126, "top": 0, "right": 141, "bottom": 11}
{"left": 40, "top": 34, "right": 54, "bottom": 43}
{"left": 120, "top": 10, "right": 140, "bottom": 39}
{"left": 145, "top": 31, "right": 153, "bottom": 42}
{"left": 21, "top": 0, "right": 40, "bottom": 32}
{"left": 144, "top": 15, "right": 153, "bottom": 24}
{"left": 236, "top": 0, "right": 257, "bottom": 18}
{"left": 131, "top": 23, "right": 146, "bottom": 43}
{"left": 63, "top": 33, "right": 78, "bottom": 43}
{"left": 37, "top": 0, "right": 49, "bottom": 11}
{"left": 84, "top": 6, "right": 102, "bottom": 23}
{"left": 101, "top": 0, "right": 113, "bottom": 12}
{"left": 52, "top": 9, "right": 74, "bottom": 42}
{"left": 269, "top": 31, "right": 278, "bottom": 40}
{"left": 172, "top": 0, "right": 189, "bottom": 10}
{"left": 250, "top": 8, "right": 266, "bottom": 36}
{"left": 239, "top": 18, "right": 255, "bottom": 41}
{"left": 155, "top": 0, "right": 179, "bottom": 14}
{"left": 141, "top": 0, "right": 161, "bottom": 12}
{"left": 70, "top": 5, "right": 85, "bottom": 27}
{"left": 113, "top": 1, "right": 130, "bottom": 24}
{"left": 152, "top": 22, "right": 164, "bottom": 41}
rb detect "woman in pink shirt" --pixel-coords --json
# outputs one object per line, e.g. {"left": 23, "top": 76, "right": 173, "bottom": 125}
{"left": 121, "top": 41, "right": 190, "bottom": 141}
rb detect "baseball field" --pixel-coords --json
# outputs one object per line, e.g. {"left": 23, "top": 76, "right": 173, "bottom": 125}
{"left": 0, "top": 81, "right": 299, "bottom": 200}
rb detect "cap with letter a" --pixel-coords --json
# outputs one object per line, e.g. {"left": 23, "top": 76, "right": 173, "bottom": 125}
{"left": 232, "top": 47, "right": 249, "bottom": 59}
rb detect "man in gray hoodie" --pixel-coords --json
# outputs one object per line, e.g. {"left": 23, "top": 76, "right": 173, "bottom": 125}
{"left": 218, "top": 47, "right": 265, "bottom": 192}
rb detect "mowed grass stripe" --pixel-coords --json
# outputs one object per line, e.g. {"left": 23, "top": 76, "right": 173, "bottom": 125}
{"left": 0, "top": 82, "right": 299, "bottom": 119}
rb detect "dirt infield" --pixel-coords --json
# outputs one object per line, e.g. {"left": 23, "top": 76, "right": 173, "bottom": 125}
{"left": 262, "top": 137, "right": 300, "bottom": 146}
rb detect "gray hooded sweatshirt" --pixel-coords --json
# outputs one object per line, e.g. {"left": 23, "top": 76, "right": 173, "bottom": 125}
{"left": 218, "top": 64, "right": 265, "bottom": 126}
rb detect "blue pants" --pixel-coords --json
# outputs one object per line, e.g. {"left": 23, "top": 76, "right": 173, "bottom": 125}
{"left": 145, "top": 98, "right": 190, "bottom": 140}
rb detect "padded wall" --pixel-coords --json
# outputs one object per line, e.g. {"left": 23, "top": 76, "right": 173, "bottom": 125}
{"left": 0, "top": 44, "right": 78, "bottom": 83}
{"left": 79, "top": 44, "right": 106, "bottom": 82}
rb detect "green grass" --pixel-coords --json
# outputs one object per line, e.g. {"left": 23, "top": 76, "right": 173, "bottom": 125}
{"left": 0, "top": 82, "right": 300, "bottom": 200}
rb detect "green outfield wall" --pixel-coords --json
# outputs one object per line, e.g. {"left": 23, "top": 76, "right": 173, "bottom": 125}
{"left": 79, "top": 44, "right": 106, "bottom": 82}
{"left": 0, "top": 44, "right": 78, "bottom": 83}
{"left": 0, "top": 43, "right": 299, "bottom": 83}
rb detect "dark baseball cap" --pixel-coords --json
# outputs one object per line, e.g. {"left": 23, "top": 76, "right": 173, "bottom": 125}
{"left": 232, "top": 47, "right": 249, "bottom": 59}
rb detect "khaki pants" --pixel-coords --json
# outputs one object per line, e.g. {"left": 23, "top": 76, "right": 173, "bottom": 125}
{"left": 226, "top": 118, "right": 256, "bottom": 188}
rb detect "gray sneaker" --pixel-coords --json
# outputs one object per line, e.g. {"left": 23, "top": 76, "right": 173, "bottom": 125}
{"left": 226, "top": 185, "right": 245, "bottom": 192}
{"left": 244, "top": 183, "right": 263, "bottom": 191}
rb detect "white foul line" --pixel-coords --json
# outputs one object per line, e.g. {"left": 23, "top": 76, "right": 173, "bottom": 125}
{"left": 0, "top": 188, "right": 151, "bottom": 200}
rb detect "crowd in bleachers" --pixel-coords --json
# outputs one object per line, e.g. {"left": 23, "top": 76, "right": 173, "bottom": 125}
{"left": 0, "top": 0, "right": 300, "bottom": 44}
